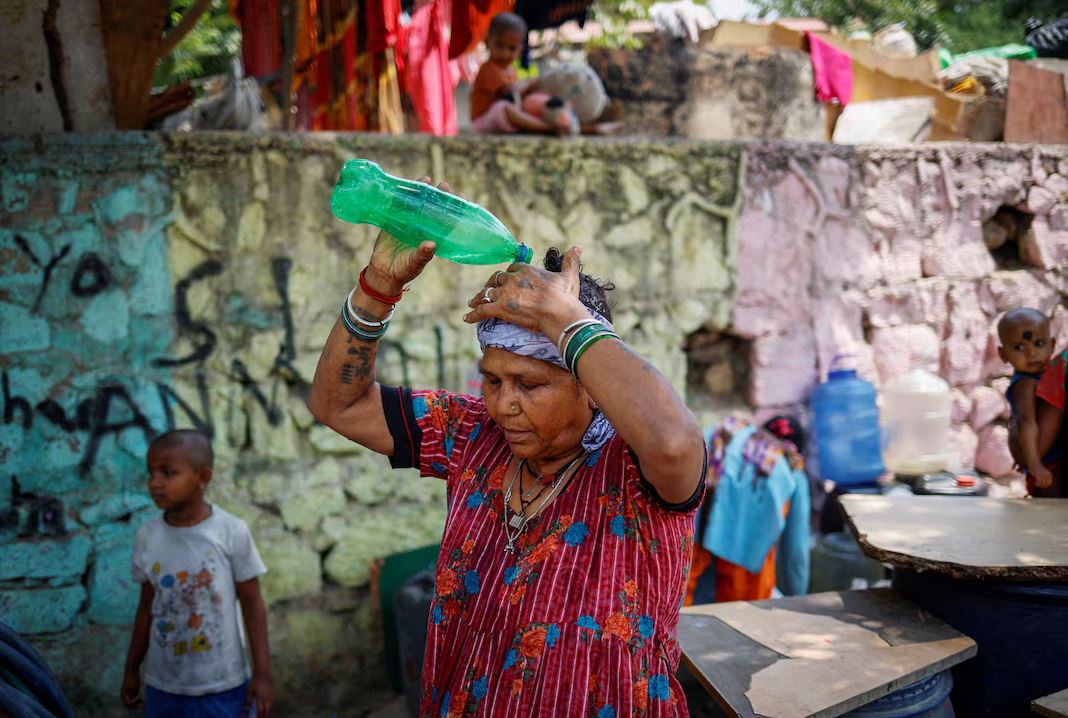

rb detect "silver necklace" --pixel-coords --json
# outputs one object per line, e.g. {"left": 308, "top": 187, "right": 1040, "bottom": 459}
{"left": 502, "top": 452, "right": 586, "bottom": 554}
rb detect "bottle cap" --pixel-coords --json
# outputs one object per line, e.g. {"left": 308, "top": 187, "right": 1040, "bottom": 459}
{"left": 515, "top": 243, "right": 533, "bottom": 264}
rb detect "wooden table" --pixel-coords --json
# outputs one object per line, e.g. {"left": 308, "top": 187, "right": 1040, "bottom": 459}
{"left": 839, "top": 495, "right": 1068, "bottom": 580}
{"left": 1034, "top": 688, "right": 1068, "bottom": 718}
{"left": 678, "top": 589, "right": 976, "bottom": 718}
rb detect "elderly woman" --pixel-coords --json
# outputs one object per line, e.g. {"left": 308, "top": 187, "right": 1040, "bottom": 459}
{"left": 308, "top": 180, "right": 706, "bottom": 717}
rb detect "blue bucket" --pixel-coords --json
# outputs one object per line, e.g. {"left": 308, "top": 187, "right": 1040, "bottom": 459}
{"left": 843, "top": 671, "right": 954, "bottom": 717}
{"left": 893, "top": 569, "right": 1068, "bottom": 718}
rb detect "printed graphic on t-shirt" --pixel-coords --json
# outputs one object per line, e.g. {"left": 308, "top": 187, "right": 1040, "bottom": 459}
{"left": 151, "top": 553, "right": 225, "bottom": 658}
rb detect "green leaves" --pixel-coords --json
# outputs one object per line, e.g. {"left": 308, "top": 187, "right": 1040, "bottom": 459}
{"left": 153, "top": 0, "right": 240, "bottom": 88}
{"left": 752, "top": 0, "right": 1060, "bottom": 52}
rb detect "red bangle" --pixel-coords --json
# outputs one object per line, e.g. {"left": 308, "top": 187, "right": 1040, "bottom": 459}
{"left": 359, "top": 268, "right": 404, "bottom": 305}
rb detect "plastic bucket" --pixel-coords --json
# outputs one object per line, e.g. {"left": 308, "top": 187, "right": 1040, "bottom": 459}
{"left": 809, "top": 530, "right": 887, "bottom": 593}
{"left": 893, "top": 569, "right": 1068, "bottom": 717}
{"left": 843, "top": 671, "right": 954, "bottom": 717}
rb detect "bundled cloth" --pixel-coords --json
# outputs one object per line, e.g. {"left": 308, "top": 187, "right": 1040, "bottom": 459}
{"left": 1027, "top": 17, "right": 1068, "bottom": 59}
{"left": 940, "top": 55, "right": 1009, "bottom": 96}
{"left": 872, "top": 22, "right": 918, "bottom": 58}
{"left": 649, "top": 1, "right": 716, "bottom": 43}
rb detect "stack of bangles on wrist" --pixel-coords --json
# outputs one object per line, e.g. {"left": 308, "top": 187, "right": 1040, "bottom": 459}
{"left": 340, "top": 269, "right": 402, "bottom": 341}
{"left": 557, "top": 319, "right": 620, "bottom": 376}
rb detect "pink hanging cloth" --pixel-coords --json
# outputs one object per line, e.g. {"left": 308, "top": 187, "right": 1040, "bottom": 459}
{"left": 806, "top": 32, "right": 853, "bottom": 106}
{"left": 398, "top": 0, "right": 459, "bottom": 135}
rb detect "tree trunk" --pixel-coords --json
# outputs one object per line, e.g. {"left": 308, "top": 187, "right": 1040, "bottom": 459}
{"left": 98, "top": 0, "right": 169, "bottom": 129}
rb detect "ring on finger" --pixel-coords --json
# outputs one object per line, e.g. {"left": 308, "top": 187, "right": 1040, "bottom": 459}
{"left": 481, "top": 287, "right": 494, "bottom": 304}
{"left": 491, "top": 271, "right": 505, "bottom": 287}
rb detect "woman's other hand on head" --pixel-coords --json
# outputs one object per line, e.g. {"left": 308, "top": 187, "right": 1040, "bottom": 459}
{"left": 463, "top": 246, "right": 586, "bottom": 333}
{"left": 365, "top": 176, "right": 445, "bottom": 295}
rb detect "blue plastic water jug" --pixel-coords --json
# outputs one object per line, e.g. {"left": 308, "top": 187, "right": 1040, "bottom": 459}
{"left": 811, "top": 355, "right": 885, "bottom": 488}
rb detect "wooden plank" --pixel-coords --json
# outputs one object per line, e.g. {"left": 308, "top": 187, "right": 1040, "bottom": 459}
{"left": 1034, "top": 687, "right": 1068, "bottom": 718}
{"left": 840, "top": 496, "right": 1068, "bottom": 580}
{"left": 748, "top": 641, "right": 972, "bottom": 718}
{"left": 1005, "top": 60, "right": 1068, "bottom": 143}
{"left": 680, "top": 589, "right": 976, "bottom": 718}
{"left": 679, "top": 612, "right": 778, "bottom": 718}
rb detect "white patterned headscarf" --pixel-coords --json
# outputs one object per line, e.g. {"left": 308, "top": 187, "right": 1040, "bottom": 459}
{"left": 476, "top": 311, "right": 616, "bottom": 452}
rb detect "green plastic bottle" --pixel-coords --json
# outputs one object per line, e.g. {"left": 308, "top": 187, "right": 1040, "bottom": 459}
{"left": 331, "top": 159, "right": 533, "bottom": 265}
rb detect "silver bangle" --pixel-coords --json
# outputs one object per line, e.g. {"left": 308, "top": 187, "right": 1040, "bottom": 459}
{"left": 556, "top": 319, "right": 601, "bottom": 356}
{"left": 346, "top": 286, "right": 395, "bottom": 328}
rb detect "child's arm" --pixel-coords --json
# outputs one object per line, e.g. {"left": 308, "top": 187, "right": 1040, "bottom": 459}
{"left": 120, "top": 582, "right": 154, "bottom": 708}
{"left": 237, "top": 578, "right": 274, "bottom": 717}
{"left": 1011, "top": 380, "right": 1054, "bottom": 488}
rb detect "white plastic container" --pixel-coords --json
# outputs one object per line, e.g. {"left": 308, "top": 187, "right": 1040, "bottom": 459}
{"left": 881, "top": 365, "right": 952, "bottom": 474}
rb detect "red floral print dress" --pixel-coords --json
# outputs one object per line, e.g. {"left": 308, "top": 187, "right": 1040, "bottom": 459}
{"left": 381, "top": 388, "right": 704, "bottom": 718}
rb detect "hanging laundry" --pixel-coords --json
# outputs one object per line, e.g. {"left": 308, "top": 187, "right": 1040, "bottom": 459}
{"left": 230, "top": 0, "right": 318, "bottom": 128}
{"left": 310, "top": 0, "right": 360, "bottom": 129}
{"left": 807, "top": 32, "right": 853, "bottom": 106}
{"left": 232, "top": 0, "right": 281, "bottom": 79}
{"left": 686, "top": 416, "right": 810, "bottom": 604}
{"left": 399, "top": 0, "right": 458, "bottom": 135}
{"left": 449, "top": 0, "right": 514, "bottom": 59}
{"left": 366, "top": 0, "right": 402, "bottom": 53}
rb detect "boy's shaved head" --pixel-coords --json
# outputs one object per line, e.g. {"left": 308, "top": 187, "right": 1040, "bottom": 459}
{"left": 148, "top": 429, "right": 214, "bottom": 469}
{"left": 998, "top": 308, "right": 1049, "bottom": 344}
{"left": 488, "top": 12, "right": 527, "bottom": 38}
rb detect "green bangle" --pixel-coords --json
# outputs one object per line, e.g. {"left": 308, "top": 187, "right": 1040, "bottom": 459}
{"left": 563, "top": 323, "right": 605, "bottom": 369}
{"left": 568, "top": 331, "right": 619, "bottom": 376}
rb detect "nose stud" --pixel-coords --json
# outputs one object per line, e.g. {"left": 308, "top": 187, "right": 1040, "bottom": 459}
{"left": 510, "top": 403, "right": 518, "bottom": 413}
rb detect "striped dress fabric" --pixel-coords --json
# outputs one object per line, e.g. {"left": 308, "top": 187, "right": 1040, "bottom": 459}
{"left": 392, "top": 389, "right": 701, "bottom": 718}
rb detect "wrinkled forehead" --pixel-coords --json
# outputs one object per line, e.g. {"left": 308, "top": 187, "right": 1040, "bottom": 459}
{"left": 479, "top": 346, "right": 569, "bottom": 381}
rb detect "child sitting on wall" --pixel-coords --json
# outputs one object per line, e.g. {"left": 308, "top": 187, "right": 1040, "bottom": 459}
{"left": 121, "top": 430, "right": 274, "bottom": 717}
{"left": 470, "top": 13, "right": 571, "bottom": 136}
{"left": 998, "top": 308, "right": 1057, "bottom": 494}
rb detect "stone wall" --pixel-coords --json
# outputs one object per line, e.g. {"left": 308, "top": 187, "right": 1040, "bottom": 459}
{"left": 0, "top": 133, "right": 739, "bottom": 716}
{"left": 731, "top": 144, "right": 1068, "bottom": 478}
{"left": 589, "top": 36, "right": 825, "bottom": 141}
{"left": 0, "top": 134, "right": 1065, "bottom": 716}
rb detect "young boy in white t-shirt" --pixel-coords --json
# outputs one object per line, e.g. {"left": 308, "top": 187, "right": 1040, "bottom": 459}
{"left": 121, "top": 430, "right": 274, "bottom": 717}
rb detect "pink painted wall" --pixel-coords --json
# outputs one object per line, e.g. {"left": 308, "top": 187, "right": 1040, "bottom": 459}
{"left": 733, "top": 144, "right": 1068, "bottom": 482}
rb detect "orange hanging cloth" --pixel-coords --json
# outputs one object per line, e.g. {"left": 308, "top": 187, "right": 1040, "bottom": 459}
{"left": 449, "top": 0, "right": 515, "bottom": 59}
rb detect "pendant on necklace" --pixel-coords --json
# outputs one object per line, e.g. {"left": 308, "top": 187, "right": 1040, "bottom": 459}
{"left": 504, "top": 539, "right": 516, "bottom": 554}
{"left": 508, "top": 513, "right": 525, "bottom": 529}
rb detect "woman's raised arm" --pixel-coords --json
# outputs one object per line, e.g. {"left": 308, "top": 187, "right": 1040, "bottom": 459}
{"left": 306, "top": 180, "right": 445, "bottom": 454}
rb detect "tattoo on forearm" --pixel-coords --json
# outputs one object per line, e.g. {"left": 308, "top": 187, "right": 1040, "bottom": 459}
{"left": 340, "top": 364, "right": 355, "bottom": 384}
{"left": 351, "top": 304, "right": 384, "bottom": 322}
{"left": 352, "top": 346, "right": 373, "bottom": 378}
